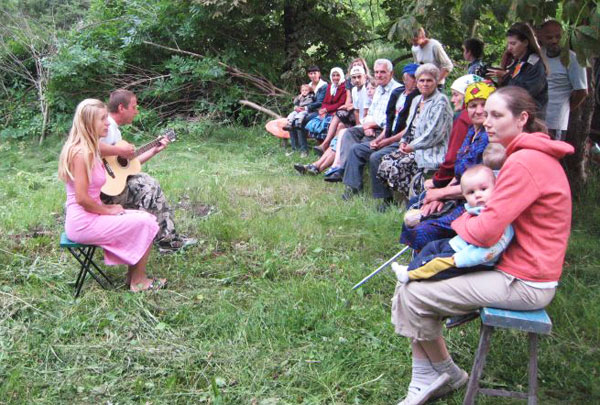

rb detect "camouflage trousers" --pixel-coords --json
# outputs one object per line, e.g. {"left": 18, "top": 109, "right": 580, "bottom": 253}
{"left": 100, "top": 173, "right": 177, "bottom": 243}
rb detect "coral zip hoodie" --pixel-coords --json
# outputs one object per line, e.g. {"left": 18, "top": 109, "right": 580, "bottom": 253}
{"left": 451, "top": 132, "right": 574, "bottom": 282}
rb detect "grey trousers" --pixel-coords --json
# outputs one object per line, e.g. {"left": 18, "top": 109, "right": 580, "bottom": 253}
{"left": 339, "top": 126, "right": 369, "bottom": 168}
{"left": 343, "top": 141, "right": 399, "bottom": 198}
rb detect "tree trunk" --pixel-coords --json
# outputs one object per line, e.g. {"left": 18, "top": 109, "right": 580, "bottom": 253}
{"left": 564, "top": 63, "right": 597, "bottom": 198}
{"left": 37, "top": 82, "right": 48, "bottom": 146}
{"left": 282, "top": 1, "right": 302, "bottom": 73}
{"left": 39, "top": 96, "right": 49, "bottom": 146}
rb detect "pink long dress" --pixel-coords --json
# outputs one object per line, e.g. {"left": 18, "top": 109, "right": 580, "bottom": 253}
{"left": 65, "top": 159, "right": 159, "bottom": 266}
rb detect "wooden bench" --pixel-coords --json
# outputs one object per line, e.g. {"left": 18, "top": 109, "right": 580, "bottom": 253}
{"left": 463, "top": 307, "right": 552, "bottom": 405}
{"left": 60, "top": 233, "right": 114, "bottom": 297}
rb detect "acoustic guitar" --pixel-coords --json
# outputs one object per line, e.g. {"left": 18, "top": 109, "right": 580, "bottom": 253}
{"left": 101, "top": 129, "right": 176, "bottom": 196}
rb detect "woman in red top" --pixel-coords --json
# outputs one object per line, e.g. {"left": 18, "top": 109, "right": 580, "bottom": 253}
{"left": 391, "top": 86, "right": 573, "bottom": 405}
{"left": 304, "top": 67, "right": 346, "bottom": 141}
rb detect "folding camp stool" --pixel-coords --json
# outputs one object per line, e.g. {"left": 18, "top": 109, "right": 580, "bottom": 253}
{"left": 60, "top": 232, "right": 114, "bottom": 297}
{"left": 463, "top": 307, "right": 553, "bottom": 405}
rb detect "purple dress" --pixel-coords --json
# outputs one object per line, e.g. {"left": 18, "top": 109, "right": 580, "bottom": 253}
{"left": 65, "top": 159, "right": 159, "bottom": 266}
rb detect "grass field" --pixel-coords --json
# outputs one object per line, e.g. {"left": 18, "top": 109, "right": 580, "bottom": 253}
{"left": 0, "top": 122, "right": 598, "bottom": 404}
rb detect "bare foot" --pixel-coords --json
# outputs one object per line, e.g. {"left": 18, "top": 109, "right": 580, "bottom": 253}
{"left": 130, "top": 277, "right": 167, "bottom": 292}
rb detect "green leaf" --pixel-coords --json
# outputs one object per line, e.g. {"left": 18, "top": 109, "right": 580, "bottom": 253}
{"left": 576, "top": 25, "right": 599, "bottom": 40}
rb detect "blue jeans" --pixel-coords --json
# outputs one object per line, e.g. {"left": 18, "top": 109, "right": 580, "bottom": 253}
{"left": 289, "top": 112, "right": 317, "bottom": 152}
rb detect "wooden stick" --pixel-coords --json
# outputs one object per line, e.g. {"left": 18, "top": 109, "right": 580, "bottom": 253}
{"left": 352, "top": 245, "right": 411, "bottom": 290}
{"left": 239, "top": 100, "right": 282, "bottom": 119}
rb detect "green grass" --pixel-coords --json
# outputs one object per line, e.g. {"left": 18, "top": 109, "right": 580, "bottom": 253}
{"left": 0, "top": 123, "right": 598, "bottom": 404}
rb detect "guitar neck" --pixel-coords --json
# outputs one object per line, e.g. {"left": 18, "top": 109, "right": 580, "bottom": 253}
{"left": 133, "top": 138, "right": 162, "bottom": 157}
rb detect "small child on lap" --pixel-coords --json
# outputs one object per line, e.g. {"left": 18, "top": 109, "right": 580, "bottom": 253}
{"left": 285, "top": 84, "right": 315, "bottom": 130}
{"left": 393, "top": 148, "right": 512, "bottom": 282}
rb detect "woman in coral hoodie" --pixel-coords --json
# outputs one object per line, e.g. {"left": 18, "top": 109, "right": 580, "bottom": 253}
{"left": 391, "top": 86, "right": 574, "bottom": 405}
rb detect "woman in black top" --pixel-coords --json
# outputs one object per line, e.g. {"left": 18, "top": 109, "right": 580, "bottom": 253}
{"left": 487, "top": 22, "right": 548, "bottom": 117}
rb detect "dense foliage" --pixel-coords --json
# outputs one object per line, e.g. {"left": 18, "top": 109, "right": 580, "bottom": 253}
{"left": 0, "top": 0, "right": 376, "bottom": 141}
{"left": 0, "top": 0, "right": 598, "bottom": 146}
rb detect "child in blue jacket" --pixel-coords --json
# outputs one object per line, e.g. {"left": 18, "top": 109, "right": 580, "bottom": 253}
{"left": 393, "top": 160, "right": 513, "bottom": 283}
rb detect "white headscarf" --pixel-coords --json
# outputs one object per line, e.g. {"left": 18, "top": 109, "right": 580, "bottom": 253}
{"left": 329, "top": 67, "right": 345, "bottom": 96}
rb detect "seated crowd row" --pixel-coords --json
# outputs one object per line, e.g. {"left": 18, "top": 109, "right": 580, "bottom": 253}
{"left": 267, "top": 21, "right": 587, "bottom": 217}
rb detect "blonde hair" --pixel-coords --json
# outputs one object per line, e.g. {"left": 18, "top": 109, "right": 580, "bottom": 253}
{"left": 58, "top": 99, "right": 107, "bottom": 183}
{"left": 483, "top": 143, "right": 507, "bottom": 170}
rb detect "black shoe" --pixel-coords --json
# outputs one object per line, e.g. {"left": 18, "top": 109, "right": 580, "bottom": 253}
{"left": 313, "top": 145, "right": 324, "bottom": 156}
{"left": 341, "top": 186, "right": 360, "bottom": 201}
{"left": 445, "top": 311, "right": 480, "bottom": 329}
{"left": 324, "top": 171, "right": 343, "bottom": 182}
{"left": 293, "top": 164, "right": 307, "bottom": 174}
{"left": 306, "top": 164, "right": 320, "bottom": 175}
{"left": 376, "top": 197, "right": 394, "bottom": 213}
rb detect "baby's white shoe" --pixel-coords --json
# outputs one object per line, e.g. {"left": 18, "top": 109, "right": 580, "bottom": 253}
{"left": 391, "top": 262, "right": 409, "bottom": 283}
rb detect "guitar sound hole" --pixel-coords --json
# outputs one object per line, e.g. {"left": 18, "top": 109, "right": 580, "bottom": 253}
{"left": 117, "top": 156, "right": 129, "bottom": 167}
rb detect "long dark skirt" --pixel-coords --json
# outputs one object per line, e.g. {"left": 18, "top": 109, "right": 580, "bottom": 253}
{"left": 400, "top": 204, "right": 466, "bottom": 251}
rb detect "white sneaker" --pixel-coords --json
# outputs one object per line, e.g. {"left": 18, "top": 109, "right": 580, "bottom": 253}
{"left": 431, "top": 368, "right": 469, "bottom": 399}
{"left": 391, "top": 262, "right": 409, "bottom": 283}
{"left": 397, "top": 373, "right": 451, "bottom": 405}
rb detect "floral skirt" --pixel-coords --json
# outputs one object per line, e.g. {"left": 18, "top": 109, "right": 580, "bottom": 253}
{"left": 377, "top": 151, "right": 422, "bottom": 197}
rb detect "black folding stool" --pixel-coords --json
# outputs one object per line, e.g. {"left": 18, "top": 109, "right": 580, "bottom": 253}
{"left": 60, "top": 232, "right": 114, "bottom": 297}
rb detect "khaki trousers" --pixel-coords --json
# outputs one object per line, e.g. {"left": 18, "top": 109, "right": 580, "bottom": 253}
{"left": 391, "top": 270, "right": 556, "bottom": 341}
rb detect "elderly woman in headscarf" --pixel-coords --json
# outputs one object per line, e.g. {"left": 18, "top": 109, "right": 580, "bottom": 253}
{"left": 425, "top": 74, "right": 484, "bottom": 190}
{"left": 377, "top": 63, "right": 453, "bottom": 201}
{"left": 400, "top": 81, "right": 496, "bottom": 251}
{"left": 304, "top": 67, "right": 347, "bottom": 141}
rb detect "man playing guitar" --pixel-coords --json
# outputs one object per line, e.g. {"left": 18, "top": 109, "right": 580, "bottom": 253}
{"left": 99, "top": 89, "right": 196, "bottom": 254}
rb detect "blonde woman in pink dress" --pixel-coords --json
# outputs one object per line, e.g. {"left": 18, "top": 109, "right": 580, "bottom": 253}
{"left": 58, "top": 99, "right": 165, "bottom": 292}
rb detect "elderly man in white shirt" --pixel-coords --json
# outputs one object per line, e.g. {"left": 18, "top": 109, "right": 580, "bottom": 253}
{"left": 329, "top": 59, "right": 401, "bottom": 198}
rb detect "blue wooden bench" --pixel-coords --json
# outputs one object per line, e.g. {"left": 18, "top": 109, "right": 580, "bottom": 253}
{"left": 463, "top": 307, "right": 552, "bottom": 405}
{"left": 60, "top": 233, "right": 114, "bottom": 297}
